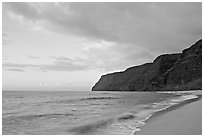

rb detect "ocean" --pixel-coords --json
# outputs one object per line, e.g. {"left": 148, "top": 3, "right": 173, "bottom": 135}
{"left": 2, "top": 90, "right": 199, "bottom": 135}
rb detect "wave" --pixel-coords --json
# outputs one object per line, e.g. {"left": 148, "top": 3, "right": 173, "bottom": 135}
{"left": 2, "top": 112, "right": 20, "bottom": 117}
{"left": 79, "top": 97, "right": 119, "bottom": 101}
{"left": 157, "top": 90, "right": 200, "bottom": 94}
{"left": 132, "top": 94, "right": 201, "bottom": 134}
{"left": 32, "top": 113, "right": 74, "bottom": 118}
{"left": 68, "top": 118, "right": 114, "bottom": 134}
{"left": 3, "top": 91, "right": 200, "bottom": 135}
{"left": 44, "top": 96, "right": 119, "bottom": 104}
{"left": 15, "top": 96, "right": 24, "bottom": 98}
{"left": 44, "top": 99, "right": 76, "bottom": 104}
{"left": 68, "top": 93, "right": 200, "bottom": 135}
{"left": 6, "top": 113, "right": 75, "bottom": 121}
{"left": 117, "top": 113, "right": 136, "bottom": 121}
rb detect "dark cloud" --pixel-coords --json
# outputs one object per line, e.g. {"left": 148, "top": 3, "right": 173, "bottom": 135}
{"left": 4, "top": 2, "right": 40, "bottom": 21}
{"left": 7, "top": 68, "right": 25, "bottom": 72}
{"left": 3, "top": 63, "right": 35, "bottom": 68}
{"left": 3, "top": 54, "right": 131, "bottom": 72}
{"left": 3, "top": 2, "right": 202, "bottom": 69}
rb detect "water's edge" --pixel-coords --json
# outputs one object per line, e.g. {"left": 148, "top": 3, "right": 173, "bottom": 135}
{"left": 134, "top": 93, "right": 202, "bottom": 134}
{"left": 2, "top": 90, "right": 201, "bottom": 135}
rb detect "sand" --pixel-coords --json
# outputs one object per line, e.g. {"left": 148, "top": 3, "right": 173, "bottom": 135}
{"left": 135, "top": 94, "right": 202, "bottom": 135}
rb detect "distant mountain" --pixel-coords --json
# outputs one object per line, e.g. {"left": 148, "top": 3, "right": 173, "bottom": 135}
{"left": 92, "top": 39, "right": 202, "bottom": 91}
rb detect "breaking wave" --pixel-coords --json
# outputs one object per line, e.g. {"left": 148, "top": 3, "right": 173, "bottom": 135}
{"left": 68, "top": 93, "right": 200, "bottom": 135}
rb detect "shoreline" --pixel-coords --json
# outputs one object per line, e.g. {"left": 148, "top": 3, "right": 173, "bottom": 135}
{"left": 135, "top": 91, "right": 202, "bottom": 135}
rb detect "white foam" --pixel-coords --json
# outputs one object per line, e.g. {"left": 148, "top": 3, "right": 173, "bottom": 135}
{"left": 133, "top": 93, "right": 199, "bottom": 134}
{"left": 171, "top": 94, "right": 198, "bottom": 103}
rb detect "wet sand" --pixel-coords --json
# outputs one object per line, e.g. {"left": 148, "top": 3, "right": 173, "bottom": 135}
{"left": 135, "top": 92, "right": 202, "bottom": 135}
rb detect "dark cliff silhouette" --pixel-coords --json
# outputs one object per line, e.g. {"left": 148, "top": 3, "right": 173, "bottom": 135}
{"left": 92, "top": 39, "right": 202, "bottom": 91}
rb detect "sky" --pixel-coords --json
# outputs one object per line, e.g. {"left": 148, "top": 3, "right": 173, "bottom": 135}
{"left": 2, "top": 2, "right": 202, "bottom": 91}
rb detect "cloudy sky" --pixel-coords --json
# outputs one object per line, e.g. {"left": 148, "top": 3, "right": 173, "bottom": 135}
{"left": 2, "top": 2, "right": 202, "bottom": 91}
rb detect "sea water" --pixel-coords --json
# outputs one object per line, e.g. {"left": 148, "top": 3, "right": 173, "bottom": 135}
{"left": 2, "top": 90, "right": 199, "bottom": 135}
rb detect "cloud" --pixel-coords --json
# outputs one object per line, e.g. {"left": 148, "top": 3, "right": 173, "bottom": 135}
{"left": 4, "top": 2, "right": 40, "bottom": 21}
{"left": 49, "top": 56, "right": 72, "bottom": 61}
{"left": 2, "top": 32, "right": 12, "bottom": 46}
{"left": 3, "top": 2, "right": 202, "bottom": 73}
{"left": 7, "top": 68, "right": 25, "bottom": 72}
{"left": 3, "top": 2, "right": 202, "bottom": 55}
{"left": 3, "top": 63, "right": 35, "bottom": 68}
{"left": 40, "top": 57, "right": 89, "bottom": 71}
{"left": 2, "top": 56, "right": 90, "bottom": 72}
{"left": 27, "top": 55, "right": 42, "bottom": 59}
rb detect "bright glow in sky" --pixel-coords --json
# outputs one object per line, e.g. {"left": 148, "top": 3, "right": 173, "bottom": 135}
{"left": 2, "top": 2, "right": 202, "bottom": 91}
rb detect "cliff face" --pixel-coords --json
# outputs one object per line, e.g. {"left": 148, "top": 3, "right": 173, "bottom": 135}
{"left": 163, "top": 39, "right": 202, "bottom": 90}
{"left": 92, "top": 39, "right": 202, "bottom": 91}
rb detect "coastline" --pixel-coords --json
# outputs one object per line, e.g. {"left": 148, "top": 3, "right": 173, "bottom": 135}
{"left": 135, "top": 91, "right": 202, "bottom": 135}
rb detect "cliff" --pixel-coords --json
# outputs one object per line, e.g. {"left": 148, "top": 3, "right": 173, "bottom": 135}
{"left": 92, "top": 39, "right": 202, "bottom": 91}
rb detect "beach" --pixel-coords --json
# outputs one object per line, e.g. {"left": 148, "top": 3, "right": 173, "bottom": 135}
{"left": 135, "top": 91, "right": 202, "bottom": 135}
